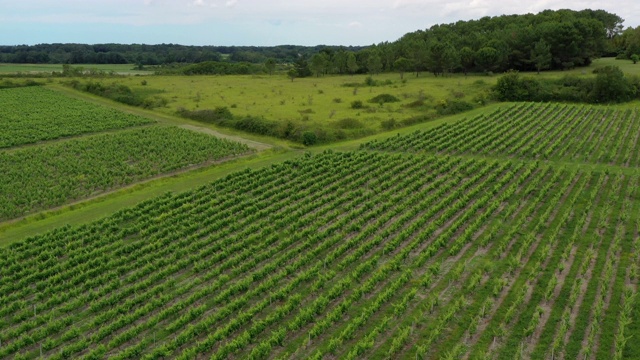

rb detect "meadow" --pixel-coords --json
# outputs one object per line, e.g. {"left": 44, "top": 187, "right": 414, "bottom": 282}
{"left": 69, "top": 71, "right": 494, "bottom": 142}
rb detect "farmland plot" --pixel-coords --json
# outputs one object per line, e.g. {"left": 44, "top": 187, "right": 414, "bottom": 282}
{"left": 362, "top": 103, "right": 640, "bottom": 167}
{"left": 0, "top": 126, "right": 250, "bottom": 220}
{"left": 0, "top": 150, "right": 636, "bottom": 359}
{"left": 0, "top": 86, "right": 154, "bottom": 148}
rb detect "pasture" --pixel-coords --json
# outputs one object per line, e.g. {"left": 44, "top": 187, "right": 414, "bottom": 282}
{"left": 73, "top": 72, "right": 494, "bottom": 142}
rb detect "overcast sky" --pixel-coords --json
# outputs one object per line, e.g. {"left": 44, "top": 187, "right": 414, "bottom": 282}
{"left": 1, "top": 0, "right": 639, "bottom": 46}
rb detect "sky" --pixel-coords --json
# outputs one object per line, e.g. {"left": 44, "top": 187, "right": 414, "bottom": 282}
{"left": 1, "top": 0, "right": 639, "bottom": 46}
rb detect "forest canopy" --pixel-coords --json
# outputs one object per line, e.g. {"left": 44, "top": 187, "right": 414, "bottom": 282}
{"left": 0, "top": 9, "right": 628, "bottom": 76}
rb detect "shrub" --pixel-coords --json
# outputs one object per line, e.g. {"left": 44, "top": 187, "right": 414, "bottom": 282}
{"left": 176, "top": 106, "right": 233, "bottom": 123}
{"left": 302, "top": 131, "right": 318, "bottom": 146}
{"left": 368, "top": 94, "right": 400, "bottom": 104}
{"left": 435, "top": 99, "right": 474, "bottom": 115}
{"left": 381, "top": 118, "right": 398, "bottom": 130}
{"left": 334, "top": 118, "right": 364, "bottom": 129}
{"left": 351, "top": 100, "right": 364, "bottom": 109}
{"left": 404, "top": 99, "right": 425, "bottom": 108}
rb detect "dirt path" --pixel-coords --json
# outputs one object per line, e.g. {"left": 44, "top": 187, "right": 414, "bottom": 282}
{"left": 179, "top": 124, "right": 272, "bottom": 151}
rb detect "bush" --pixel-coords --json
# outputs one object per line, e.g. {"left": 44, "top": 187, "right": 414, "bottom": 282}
{"left": 435, "top": 99, "right": 474, "bottom": 115}
{"left": 404, "top": 99, "right": 425, "bottom": 108}
{"left": 368, "top": 94, "right": 400, "bottom": 104}
{"left": 334, "top": 118, "right": 363, "bottom": 129}
{"left": 302, "top": 131, "right": 318, "bottom": 146}
{"left": 176, "top": 106, "right": 233, "bottom": 123}
{"left": 381, "top": 118, "right": 398, "bottom": 130}
{"left": 351, "top": 100, "right": 364, "bottom": 109}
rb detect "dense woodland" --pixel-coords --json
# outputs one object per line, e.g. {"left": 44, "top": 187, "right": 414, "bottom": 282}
{"left": 1, "top": 9, "right": 637, "bottom": 77}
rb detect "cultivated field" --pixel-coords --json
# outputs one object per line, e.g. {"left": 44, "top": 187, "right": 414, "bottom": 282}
{"left": 0, "top": 126, "right": 249, "bottom": 220}
{"left": 0, "top": 87, "right": 154, "bottom": 148}
{"left": 0, "top": 74, "right": 639, "bottom": 360}
{"left": 0, "top": 86, "right": 252, "bottom": 221}
{"left": 1, "top": 149, "right": 638, "bottom": 358}
{"left": 362, "top": 103, "right": 640, "bottom": 167}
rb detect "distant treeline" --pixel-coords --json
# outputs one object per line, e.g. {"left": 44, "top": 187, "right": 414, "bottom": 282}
{"left": 2, "top": 9, "right": 637, "bottom": 77}
{"left": 0, "top": 43, "right": 364, "bottom": 66}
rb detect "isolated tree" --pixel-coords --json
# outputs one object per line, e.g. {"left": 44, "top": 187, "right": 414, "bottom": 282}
{"left": 286, "top": 68, "right": 297, "bottom": 82}
{"left": 631, "top": 54, "right": 639, "bottom": 64}
{"left": 531, "top": 40, "right": 552, "bottom": 74}
{"left": 264, "top": 58, "right": 276, "bottom": 75}
{"left": 393, "top": 57, "right": 412, "bottom": 79}
{"left": 346, "top": 52, "right": 358, "bottom": 75}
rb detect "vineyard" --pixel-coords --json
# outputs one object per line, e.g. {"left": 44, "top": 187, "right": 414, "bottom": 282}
{"left": 0, "top": 126, "right": 250, "bottom": 220}
{"left": 1, "top": 147, "right": 638, "bottom": 359}
{"left": 362, "top": 103, "right": 640, "bottom": 167}
{"left": 0, "top": 87, "right": 154, "bottom": 148}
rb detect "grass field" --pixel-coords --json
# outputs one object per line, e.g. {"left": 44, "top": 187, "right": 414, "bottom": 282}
{"left": 71, "top": 71, "right": 492, "bottom": 143}
{"left": 0, "top": 79, "right": 638, "bottom": 359}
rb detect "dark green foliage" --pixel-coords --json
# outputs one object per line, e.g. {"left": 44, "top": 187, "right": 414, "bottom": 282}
{"left": 176, "top": 107, "right": 282, "bottom": 138}
{"left": 176, "top": 107, "right": 233, "bottom": 123}
{"left": 368, "top": 94, "right": 400, "bottom": 104}
{"left": 302, "top": 131, "right": 318, "bottom": 146}
{"left": 435, "top": 100, "right": 474, "bottom": 115}
{"left": 493, "top": 66, "right": 637, "bottom": 103}
{"left": 334, "top": 118, "right": 364, "bottom": 129}
{"left": 67, "top": 80, "right": 148, "bottom": 107}
{"left": 404, "top": 99, "right": 425, "bottom": 108}
{"left": 380, "top": 118, "right": 398, "bottom": 130}
{"left": 0, "top": 79, "right": 43, "bottom": 89}
{"left": 351, "top": 100, "right": 364, "bottom": 109}
{"left": 178, "top": 61, "right": 259, "bottom": 75}
{"left": 591, "top": 65, "right": 634, "bottom": 103}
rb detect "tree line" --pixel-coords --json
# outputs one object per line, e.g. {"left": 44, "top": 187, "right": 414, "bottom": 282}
{"left": 0, "top": 9, "right": 628, "bottom": 77}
